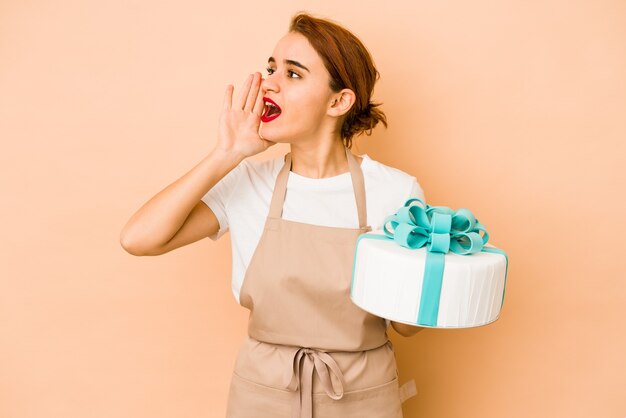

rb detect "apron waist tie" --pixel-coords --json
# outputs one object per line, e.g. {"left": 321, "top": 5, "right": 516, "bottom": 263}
{"left": 287, "top": 347, "right": 345, "bottom": 418}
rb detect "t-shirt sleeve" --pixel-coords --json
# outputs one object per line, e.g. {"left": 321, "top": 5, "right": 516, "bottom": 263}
{"left": 200, "top": 160, "right": 247, "bottom": 241}
{"left": 408, "top": 177, "right": 426, "bottom": 203}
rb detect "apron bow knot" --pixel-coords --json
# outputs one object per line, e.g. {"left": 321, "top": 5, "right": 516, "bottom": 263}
{"left": 287, "top": 347, "right": 345, "bottom": 418}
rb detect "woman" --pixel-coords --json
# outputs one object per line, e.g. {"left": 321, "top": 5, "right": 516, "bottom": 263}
{"left": 121, "top": 12, "right": 426, "bottom": 418}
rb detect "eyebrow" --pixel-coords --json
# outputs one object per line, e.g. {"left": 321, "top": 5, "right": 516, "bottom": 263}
{"left": 267, "top": 57, "right": 310, "bottom": 73}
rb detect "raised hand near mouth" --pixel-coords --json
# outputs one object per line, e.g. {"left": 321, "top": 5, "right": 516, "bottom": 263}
{"left": 216, "top": 72, "right": 276, "bottom": 159}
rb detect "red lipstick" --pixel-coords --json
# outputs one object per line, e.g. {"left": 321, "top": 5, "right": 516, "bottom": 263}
{"left": 261, "top": 97, "right": 282, "bottom": 123}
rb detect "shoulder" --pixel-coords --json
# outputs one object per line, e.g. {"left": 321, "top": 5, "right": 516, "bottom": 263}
{"left": 226, "top": 154, "right": 284, "bottom": 195}
{"left": 358, "top": 154, "right": 426, "bottom": 229}
{"left": 361, "top": 154, "right": 411, "bottom": 179}
{"left": 362, "top": 154, "right": 422, "bottom": 191}
{"left": 240, "top": 154, "right": 284, "bottom": 180}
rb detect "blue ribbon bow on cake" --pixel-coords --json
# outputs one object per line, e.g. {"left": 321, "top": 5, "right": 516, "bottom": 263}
{"left": 363, "top": 198, "right": 509, "bottom": 327}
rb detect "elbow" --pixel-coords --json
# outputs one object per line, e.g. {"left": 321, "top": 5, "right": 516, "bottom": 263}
{"left": 120, "top": 233, "right": 141, "bottom": 256}
{"left": 119, "top": 229, "right": 167, "bottom": 257}
{"left": 120, "top": 230, "right": 150, "bottom": 256}
{"left": 391, "top": 321, "right": 426, "bottom": 337}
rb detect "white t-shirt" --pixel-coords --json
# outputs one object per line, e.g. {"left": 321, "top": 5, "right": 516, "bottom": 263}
{"left": 201, "top": 153, "right": 426, "bottom": 305}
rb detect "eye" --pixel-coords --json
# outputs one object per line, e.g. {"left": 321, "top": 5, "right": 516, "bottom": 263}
{"left": 265, "top": 67, "right": 301, "bottom": 79}
{"left": 288, "top": 70, "right": 301, "bottom": 79}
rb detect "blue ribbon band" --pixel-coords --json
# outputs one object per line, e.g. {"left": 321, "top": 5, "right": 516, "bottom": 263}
{"left": 353, "top": 198, "right": 509, "bottom": 327}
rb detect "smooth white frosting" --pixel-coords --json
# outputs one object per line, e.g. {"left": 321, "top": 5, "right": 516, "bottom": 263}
{"left": 351, "top": 231, "right": 507, "bottom": 328}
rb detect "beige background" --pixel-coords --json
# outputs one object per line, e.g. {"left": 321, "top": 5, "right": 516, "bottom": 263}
{"left": 1, "top": 0, "right": 624, "bottom": 417}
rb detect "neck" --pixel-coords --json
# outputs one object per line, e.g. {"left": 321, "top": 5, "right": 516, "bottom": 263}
{"left": 288, "top": 139, "right": 352, "bottom": 179}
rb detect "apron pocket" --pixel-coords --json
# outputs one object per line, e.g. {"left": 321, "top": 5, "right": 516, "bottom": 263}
{"left": 227, "top": 372, "right": 403, "bottom": 418}
{"left": 226, "top": 372, "right": 293, "bottom": 418}
{"left": 232, "top": 370, "right": 292, "bottom": 395}
{"left": 313, "top": 375, "right": 403, "bottom": 418}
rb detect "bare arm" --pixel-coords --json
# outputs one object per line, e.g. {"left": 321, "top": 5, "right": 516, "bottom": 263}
{"left": 120, "top": 72, "right": 274, "bottom": 256}
{"left": 391, "top": 321, "right": 426, "bottom": 337}
{"left": 120, "top": 148, "right": 244, "bottom": 256}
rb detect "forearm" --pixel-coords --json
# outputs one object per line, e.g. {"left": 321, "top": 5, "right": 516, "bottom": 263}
{"left": 391, "top": 321, "right": 426, "bottom": 337}
{"left": 120, "top": 147, "right": 244, "bottom": 253}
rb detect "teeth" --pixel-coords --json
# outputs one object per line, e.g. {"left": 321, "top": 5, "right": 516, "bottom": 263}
{"left": 263, "top": 100, "right": 281, "bottom": 118}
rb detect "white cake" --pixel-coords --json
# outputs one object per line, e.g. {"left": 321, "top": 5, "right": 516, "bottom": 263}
{"left": 350, "top": 198, "right": 509, "bottom": 329}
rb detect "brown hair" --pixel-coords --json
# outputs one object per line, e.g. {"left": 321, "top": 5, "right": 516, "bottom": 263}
{"left": 289, "top": 12, "right": 388, "bottom": 149}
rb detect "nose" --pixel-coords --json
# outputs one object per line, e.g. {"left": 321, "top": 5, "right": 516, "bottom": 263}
{"left": 261, "top": 73, "right": 279, "bottom": 94}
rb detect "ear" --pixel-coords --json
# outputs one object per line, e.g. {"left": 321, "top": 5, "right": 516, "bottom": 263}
{"left": 327, "top": 89, "right": 356, "bottom": 118}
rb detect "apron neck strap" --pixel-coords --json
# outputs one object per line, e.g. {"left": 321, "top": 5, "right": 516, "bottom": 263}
{"left": 268, "top": 146, "right": 369, "bottom": 229}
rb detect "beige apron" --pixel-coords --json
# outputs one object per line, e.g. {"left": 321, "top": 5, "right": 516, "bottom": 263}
{"left": 225, "top": 146, "right": 410, "bottom": 418}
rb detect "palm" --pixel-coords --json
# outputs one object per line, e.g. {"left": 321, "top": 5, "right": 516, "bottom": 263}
{"left": 216, "top": 73, "right": 275, "bottom": 158}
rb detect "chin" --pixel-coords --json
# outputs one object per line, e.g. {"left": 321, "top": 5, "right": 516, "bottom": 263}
{"left": 259, "top": 126, "right": 289, "bottom": 144}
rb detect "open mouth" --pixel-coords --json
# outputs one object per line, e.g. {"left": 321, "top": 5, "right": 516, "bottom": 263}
{"left": 261, "top": 97, "right": 282, "bottom": 122}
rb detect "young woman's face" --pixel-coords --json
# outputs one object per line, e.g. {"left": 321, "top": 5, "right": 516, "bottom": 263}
{"left": 259, "top": 31, "right": 340, "bottom": 144}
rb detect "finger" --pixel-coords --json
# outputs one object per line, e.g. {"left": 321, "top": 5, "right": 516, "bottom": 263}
{"left": 252, "top": 78, "right": 265, "bottom": 116}
{"left": 235, "top": 74, "right": 254, "bottom": 110}
{"left": 244, "top": 72, "right": 261, "bottom": 112}
{"left": 223, "top": 84, "right": 233, "bottom": 111}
